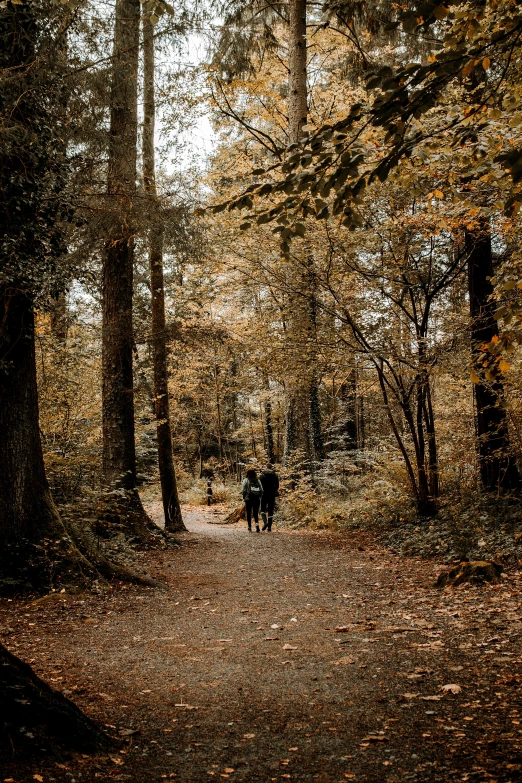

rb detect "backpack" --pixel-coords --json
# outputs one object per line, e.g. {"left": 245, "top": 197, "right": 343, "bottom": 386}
{"left": 249, "top": 480, "right": 261, "bottom": 496}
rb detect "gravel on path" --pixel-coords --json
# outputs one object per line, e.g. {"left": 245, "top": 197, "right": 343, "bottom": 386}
{"left": 1, "top": 505, "right": 522, "bottom": 782}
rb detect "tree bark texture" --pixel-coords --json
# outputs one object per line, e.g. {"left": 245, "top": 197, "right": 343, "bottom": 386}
{"left": 102, "top": 0, "right": 140, "bottom": 491}
{"left": 0, "top": 292, "right": 59, "bottom": 549}
{"left": 283, "top": 261, "right": 325, "bottom": 466}
{"left": 0, "top": 641, "right": 111, "bottom": 757}
{"left": 467, "top": 223, "right": 520, "bottom": 493}
{"left": 287, "top": 0, "right": 307, "bottom": 145}
{"left": 284, "top": 3, "right": 324, "bottom": 466}
{"left": 0, "top": 290, "right": 98, "bottom": 593}
{"left": 142, "top": 18, "right": 185, "bottom": 532}
{"left": 0, "top": 4, "right": 101, "bottom": 593}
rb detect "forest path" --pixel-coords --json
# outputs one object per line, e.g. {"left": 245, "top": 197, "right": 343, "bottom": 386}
{"left": 2, "top": 506, "right": 522, "bottom": 783}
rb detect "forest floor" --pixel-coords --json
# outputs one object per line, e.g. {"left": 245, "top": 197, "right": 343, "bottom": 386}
{"left": 2, "top": 505, "right": 522, "bottom": 783}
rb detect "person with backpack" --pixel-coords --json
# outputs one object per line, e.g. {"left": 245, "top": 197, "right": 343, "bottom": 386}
{"left": 242, "top": 467, "right": 263, "bottom": 532}
{"left": 259, "top": 463, "right": 279, "bottom": 532}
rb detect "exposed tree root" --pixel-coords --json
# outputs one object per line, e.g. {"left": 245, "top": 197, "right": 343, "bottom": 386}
{"left": 0, "top": 512, "right": 163, "bottom": 597}
{"left": 65, "top": 521, "right": 164, "bottom": 588}
{"left": 436, "top": 560, "right": 503, "bottom": 587}
{"left": 0, "top": 528, "right": 98, "bottom": 598}
{"left": 0, "top": 642, "right": 112, "bottom": 757}
{"left": 209, "top": 504, "right": 246, "bottom": 525}
{"left": 92, "top": 489, "right": 167, "bottom": 545}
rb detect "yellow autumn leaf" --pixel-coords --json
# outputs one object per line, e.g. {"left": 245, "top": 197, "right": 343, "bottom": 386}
{"left": 470, "top": 370, "right": 481, "bottom": 384}
{"left": 483, "top": 57, "right": 491, "bottom": 69}
{"left": 434, "top": 190, "right": 444, "bottom": 198}
{"left": 462, "top": 60, "right": 477, "bottom": 78}
{"left": 499, "top": 359, "right": 511, "bottom": 373}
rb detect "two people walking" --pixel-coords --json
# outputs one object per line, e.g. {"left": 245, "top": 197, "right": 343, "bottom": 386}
{"left": 241, "top": 464, "right": 279, "bottom": 533}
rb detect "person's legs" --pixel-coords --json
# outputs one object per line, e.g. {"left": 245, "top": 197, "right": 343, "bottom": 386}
{"left": 261, "top": 497, "right": 268, "bottom": 530}
{"left": 267, "top": 496, "right": 275, "bottom": 531}
{"left": 252, "top": 498, "right": 260, "bottom": 532}
{"left": 245, "top": 500, "right": 253, "bottom": 531}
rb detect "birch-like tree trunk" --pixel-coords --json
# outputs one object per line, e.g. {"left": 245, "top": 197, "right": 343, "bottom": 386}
{"left": 142, "top": 17, "right": 185, "bottom": 532}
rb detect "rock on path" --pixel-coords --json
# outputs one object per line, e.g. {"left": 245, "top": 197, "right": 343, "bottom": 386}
{"left": 1, "top": 506, "right": 522, "bottom": 782}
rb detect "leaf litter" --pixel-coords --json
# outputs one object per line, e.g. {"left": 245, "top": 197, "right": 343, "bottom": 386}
{"left": 1, "top": 506, "right": 522, "bottom": 782}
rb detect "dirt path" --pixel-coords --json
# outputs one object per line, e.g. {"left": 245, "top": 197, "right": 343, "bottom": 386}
{"left": 2, "top": 507, "right": 522, "bottom": 782}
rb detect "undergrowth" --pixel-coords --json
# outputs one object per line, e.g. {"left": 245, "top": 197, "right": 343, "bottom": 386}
{"left": 274, "top": 452, "right": 522, "bottom": 567}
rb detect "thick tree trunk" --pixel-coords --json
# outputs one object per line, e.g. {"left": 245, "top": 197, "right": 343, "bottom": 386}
{"left": 0, "top": 289, "right": 98, "bottom": 593}
{"left": 284, "top": 5, "right": 324, "bottom": 466}
{"left": 0, "top": 291, "right": 158, "bottom": 592}
{"left": 467, "top": 223, "right": 520, "bottom": 492}
{"left": 142, "top": 17, "right": 185, "bottom": 532}
{"left": 0, "top": 641, "right": 111, "bottom": 757}
{"left": 102, "top": 0, "right": 139, "bottom": 490}
{"left": 0, "top": 2, "right": 158, "bottom": 594}
{"left": 102, "top": 0, "right": 157, "bottom": 539}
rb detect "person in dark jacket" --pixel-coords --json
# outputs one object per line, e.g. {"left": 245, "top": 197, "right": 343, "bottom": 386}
{"left": 242, "top": 467, "right": 263, "bottom": 532}
{"left": 259, "top": 463, "right": 279, "bottom": 531}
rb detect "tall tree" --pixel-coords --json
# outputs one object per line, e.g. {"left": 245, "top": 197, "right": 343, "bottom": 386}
{"left": 102, "top": 0, "right": 154, "bottom": 536}
{"left": 0, "top": 0, "right": 91, "bottom": 591}
{"left": 284, "top": 0, "right": 324, "bottom": 465}
{"left": 142, "top": 17, "right": 185, "bottom": 532}
{"left": 467, "top": 222, "right": 521, "bottom": 493}
{"left": 287, "top": 0, "right": 307, "bottom": 146}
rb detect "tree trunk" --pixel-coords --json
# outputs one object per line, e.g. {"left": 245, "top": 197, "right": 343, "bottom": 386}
{"left": 423, "top": 381, "right": 439, "bottom": 498}
{"left": 102, "top": 0, "right": 157, "bottom": 539}
{"left": 142, "top": 17, "right": 185, "bottom": 532}
{"left": 0, "top": 291, "right": 160, "bottom": 592}
{"left": 467, "top": 222, "right": 520, "bottom": 493}
{"left": 103, "top": 0, "right": 139, "bottom": 490}
{"left": 0, "top": 289, "right": 97, "bottom": 594}
{"left": 339, "top": 361, "right": 358, "bottom": 449}
{"left": 284, "top": 5, "right": 324, "bottom": 466}
{"left": 356, "top": 394, "right": 365, "bottom": 448}
{"left": 0, "top": 641, "right": 111, "bottom": 757}
{"left": 284, "top": 0, "right": 309, "bottom": 464}
{"left": 288, "top": 0, "right": 307, "bottom": 145}
{"left": 214, "top": 364, "right": 224, "bottom": 463}
{"left": 248, "top": 405, "right": 257, "bottom": 457}
{"left": 49, "top": 288, "right": 68, "bottom": 344}
{"left": 265, "top": 397, "right": 275, "bottom": 463}
{"left": 0, "top": 1, "right": 160, "bottom": 594}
